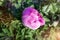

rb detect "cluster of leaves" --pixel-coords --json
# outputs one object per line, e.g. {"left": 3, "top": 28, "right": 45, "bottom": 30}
{"left": 0, "top": 0, "right": 60, "bottom": 40}
{"left": 0, "top": 20, "right": 37, "bottom": 40}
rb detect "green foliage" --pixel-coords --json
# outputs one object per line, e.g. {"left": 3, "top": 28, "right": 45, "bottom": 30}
{"left": 12, "top": 0, "right": 22, "bottom": 9}
{"left": 0, "top": 0, "right": 60, "bottom": 40}
{"left": 0, "top": 0, "right": 3, "bottom": 6}
{"left": 0, "top": 20, "right": 37, "bottom": 40}
{"left": 42, "top": 3, "right": 58, "bottom": 14}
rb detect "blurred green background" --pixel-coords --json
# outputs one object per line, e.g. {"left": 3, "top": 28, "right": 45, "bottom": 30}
{"left": 0, "top": 0, "right": 60, "bottom": 40}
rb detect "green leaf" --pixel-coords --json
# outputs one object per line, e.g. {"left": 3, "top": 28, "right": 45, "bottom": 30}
{"left": 0, "top": 2, "right": 2, "bottom": 6}
{"left": 9, "top": 26, "right": 14, "bottom": 36}
{"left": 42, "top": 5, "right": 50, "bottom": 15}
{"left": 14, "top": 3, "right": 20, "bottom": 9}
{"left": 10, "top": 20, "right": 20, "bottom": 28}
{"left": 42, "top": 3, "right": 58, "bottom": 14}
{"left": 2, "top": 28, "right": 9, "bottom": 34}
{"left": 50, "top": 3, "right": 58, "bottom": 14}
{"left": 44, "top": 16, "right": 50, "bottom": 22}
{"left": 14, "top": 0, "right": 22, "bottom": 8}
{"left": 43, "top": 25, "right": 48, "bottom": 30}
{"left": 2, "top": 28, "right": 11, "bottom": 36}
{"left": 0, "top": 33, "right": 5, "bottom": 36}
{"left": 0, "top": 0, "right": 4, "bottom": 6}
{"left": 16, "top": 33, "right": 20, "bottom": 40}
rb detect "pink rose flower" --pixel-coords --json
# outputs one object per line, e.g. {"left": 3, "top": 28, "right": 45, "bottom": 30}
{"left": 22, "top": 7, "right": 45, "bottom": 30}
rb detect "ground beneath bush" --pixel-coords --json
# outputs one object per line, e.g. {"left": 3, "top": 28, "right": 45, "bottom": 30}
{"left": 38, "top": 26, "right": 60, "bottom": 40}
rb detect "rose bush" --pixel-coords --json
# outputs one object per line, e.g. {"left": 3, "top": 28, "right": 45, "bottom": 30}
{"left": 0, "top": 0, "right": 60, "bottom": 40}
